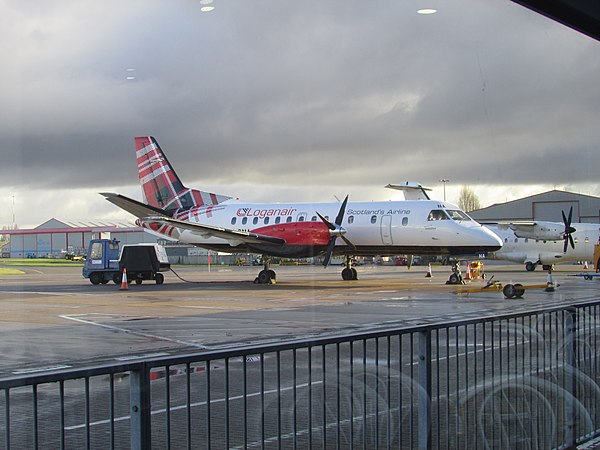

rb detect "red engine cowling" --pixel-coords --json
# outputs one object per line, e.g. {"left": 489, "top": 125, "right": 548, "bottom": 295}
{"left": 252, "top": 222, "right": 331, "bottom": 246}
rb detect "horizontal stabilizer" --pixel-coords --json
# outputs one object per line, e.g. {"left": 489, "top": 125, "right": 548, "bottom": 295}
{"left": 101, "top": 193, "right": 170, "bottom": 219}
{"left": 385, "top": 182, "right": 431, "bottom": 200}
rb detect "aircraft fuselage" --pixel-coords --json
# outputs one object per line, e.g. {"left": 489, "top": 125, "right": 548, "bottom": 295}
{"left": 142, "top": 199, "right": 502, "bottom": 259}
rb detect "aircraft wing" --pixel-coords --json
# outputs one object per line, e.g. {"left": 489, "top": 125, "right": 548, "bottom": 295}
{"left": 485, "top": 221, "right": 536, "bottom": 231}
{"left": 484, "top": 221, "right": 566, "bottom": 241}
{"left": 101, "top": 193, "right": 169, "bottom": 218}
{"left": 143, "top": 216, "right": 286, "bottom": 246}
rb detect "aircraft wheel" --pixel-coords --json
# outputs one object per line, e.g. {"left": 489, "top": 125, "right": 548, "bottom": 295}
{"left": 341, "top": 267, "right": 354, "bottom": 281}
{"left": 101, "top": 279, "right": 109, "bottom": 284}
{"left": 268, "top": 270, "right": 276, "bottom": 282}
{"left": 89, "top": 272, "right": 102, "bottom": 285}
{"left": 525, "top": 262, "right": 536, "bottom": 272}
{"left": 113, "top": 273, "right": 121, "bottom": 284}
{"left": 135, "top": 279, "right": 143, "bottom": 285}
{"left": 448, "top": 273, "right": 459, "bottom": 285}
{"left": 258, "top": 270, "right": 273, "bottom": 284}
{"left": 514, "top": 283, "right": 525, "bottom": 298}
{"left": 351, "top": 268, "right": 358, "bottom": 280}
{"left": 155, "top": 273, "right": 164, "bottom": 285}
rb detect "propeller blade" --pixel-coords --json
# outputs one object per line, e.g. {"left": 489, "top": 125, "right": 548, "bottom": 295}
{"left": 316, "top": 212, "right": 335, "bottom": 231}
{"left": 561, "top": 206, "right": 576, "bottom": 253}
{"left": 340, "top": 235, "right": 356, "bottom": 250}
{"left": 322, "top": 238, "right": 337, "bottom": 267}
{"left": 335, "top": 195, "right": 349, "bottom": 226}
{"left": 569, "top": 234, "right": 575, "bottom": 250}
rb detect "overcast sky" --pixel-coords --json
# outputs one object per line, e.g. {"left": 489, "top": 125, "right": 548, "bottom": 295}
{"left": 2, "top": 0, "right": 599, "bottom": 228}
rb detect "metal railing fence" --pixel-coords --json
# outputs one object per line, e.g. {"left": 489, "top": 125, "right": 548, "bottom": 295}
{"left": 1, "top": 301, "right": 600, "bottom": 449}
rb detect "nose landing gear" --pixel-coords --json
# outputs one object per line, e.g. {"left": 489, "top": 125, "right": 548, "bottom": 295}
{"left": 341, "top": 255, "right": 358, "bottom": 281}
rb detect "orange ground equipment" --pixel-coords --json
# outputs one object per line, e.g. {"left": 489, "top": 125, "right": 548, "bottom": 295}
{"left": 467, "top": 261, "right": 486, "bottom": 280}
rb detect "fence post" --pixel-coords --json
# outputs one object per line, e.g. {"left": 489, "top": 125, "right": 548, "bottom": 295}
{"left": 130, "top": 362, "right": 151, "bottom": 450}
{"left": 419, "top": 329, "right": 432, "bottom": 450}
{"left": 564, "top": 307, "right": 577, "bottom": 449}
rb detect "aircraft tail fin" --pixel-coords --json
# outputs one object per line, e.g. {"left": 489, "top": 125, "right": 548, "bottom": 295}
{"left": 134, "top": 136, "right": 231, "bottom": 214}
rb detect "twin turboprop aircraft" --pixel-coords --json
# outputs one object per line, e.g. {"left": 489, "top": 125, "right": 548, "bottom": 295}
{"left": 102, "top": 136, "right": 502, "bottom": 283}
{"left": 484, "top": 209, "right": 600, "bottom": 271}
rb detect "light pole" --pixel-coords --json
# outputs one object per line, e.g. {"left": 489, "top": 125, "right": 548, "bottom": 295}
{"left": 11, "top": 195, "right": 16, "bottom": 229}
{"left": 439, "top": 179, "right": 449, "bottom": 201}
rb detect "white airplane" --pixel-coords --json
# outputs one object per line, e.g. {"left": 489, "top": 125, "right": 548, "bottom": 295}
{"left": 102, "top": 136, "right": 502, "bottom": 283}
{"left": 484, "top": 208, "right": 600, "bottom": 271}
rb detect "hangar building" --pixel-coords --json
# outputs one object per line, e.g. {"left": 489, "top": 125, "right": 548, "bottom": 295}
{"left": 0, "top": 218, "right": 238, "bottom": 264}
{"left": 469, "top": 189, "right": 600, "bottom": 224}
{"left": 0, "top": 218, "right": 156, "bottom": 258}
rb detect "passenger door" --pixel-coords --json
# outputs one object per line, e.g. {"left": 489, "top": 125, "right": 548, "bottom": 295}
{"left": 381, "top": 215, "right": 393, "bottom": 245}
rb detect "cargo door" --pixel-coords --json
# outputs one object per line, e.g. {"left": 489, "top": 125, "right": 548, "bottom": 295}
{"left": 381, "top": 215, "right": 393, "bottom": 245}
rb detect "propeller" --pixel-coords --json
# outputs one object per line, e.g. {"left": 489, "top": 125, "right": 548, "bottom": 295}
{"left": 317, "top": 195, "right": 355, "bottom": 267}
{"left": 561, "top": 206, "right": 577, "bottom": 253}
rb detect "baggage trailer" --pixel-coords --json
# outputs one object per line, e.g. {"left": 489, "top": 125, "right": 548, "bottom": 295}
{"left": 119, "top": 244, "right": 170, "bottom": 285}
{"left": 83, "top": 239, "right": 170, "bottom": 285}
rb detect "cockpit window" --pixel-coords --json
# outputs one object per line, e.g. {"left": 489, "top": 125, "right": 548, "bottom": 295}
{"left": 427, "top": 210, "right": 449, "bottom": 221}
{"left": 446, "top": 210, "right": 472, "bottom": 221}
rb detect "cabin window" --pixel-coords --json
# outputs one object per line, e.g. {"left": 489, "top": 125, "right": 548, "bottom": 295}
{"left": 264, "top": 217, "right": 270, "bottom": 225}
{"left": 428, "top": 210, "right": 449, "bottom": 221}
{"left": 371, "top": 215, "right": 377, "bottom": 224}
{"left": 275, "top": 217, "right": 281, "bottom": 224}
{"left": 348, "top": 216, "right": 354, "bottom": 224}
{"left": 402, "top": 217, "right": 408, "bottom": 226}
{"left": 525, "top": 238, "right": 529, "bottom": 243}
{"left": 253, "top": 217, "right": 258, "bottom": 225}
{"left": 311, "top": 216, "right": 317, "bottom": 222}
{"left": 231, "top": 217, "right": 237, "bottom": 225}
{"left": 504, "top": 238, "right": 509, "bottom": 243}
{"left": 514, "top": 238, "right": 518, "bottom": 243}
{"left": 242, "top": 217, "right": 248, "bottom": 225}
{"left": 286, "top": 216, "right": 292, "bottom": 223}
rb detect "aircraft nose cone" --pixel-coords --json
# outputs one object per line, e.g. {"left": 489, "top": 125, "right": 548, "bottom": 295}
{"left": 482, "top": 226, "right": 503, "bottom": 251}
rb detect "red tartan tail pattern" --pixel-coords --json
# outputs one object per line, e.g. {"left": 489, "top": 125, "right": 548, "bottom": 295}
{"left": 134, "top": 136, "right": 230, "bottom": 213}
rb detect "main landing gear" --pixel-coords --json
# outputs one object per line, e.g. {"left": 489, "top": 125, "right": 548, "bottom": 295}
{"left": 341, "top": 255, "right": 358, "bottom": 281}
{"left": 254, "top": 256, "right": 276, "bottom": 284}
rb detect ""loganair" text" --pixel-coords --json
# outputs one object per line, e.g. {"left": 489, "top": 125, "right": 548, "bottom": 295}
{"left": 236, "top": 207, "right": 298, "bottom": 218}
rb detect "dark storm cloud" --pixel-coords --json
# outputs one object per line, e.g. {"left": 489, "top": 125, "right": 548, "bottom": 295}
{"left": 2, "top": 0, "right": 599, "bottom": 194}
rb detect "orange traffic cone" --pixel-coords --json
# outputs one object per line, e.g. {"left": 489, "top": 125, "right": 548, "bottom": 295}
{"left": 464, "top": 264, "right": 472, "bottom": 281}
{"left": 425, "top": 263, "right": 433, "bottom": 278}
{"left": 120, "top": 268, "right": 129, "bottom": 290}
